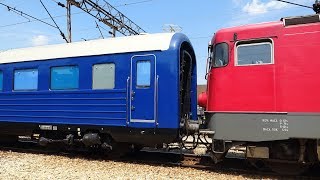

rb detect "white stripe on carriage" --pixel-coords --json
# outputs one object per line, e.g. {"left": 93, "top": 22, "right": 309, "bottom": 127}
{"left": 130, "top": 119, "right": 156, "bottom": 123}
{"left": 0, "top": 33, "right": 175, "bottom": 64}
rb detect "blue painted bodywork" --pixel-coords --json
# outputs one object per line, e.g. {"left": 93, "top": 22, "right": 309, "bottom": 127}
{"left": 0, "top": 71, "right": 3, "bottom": 91}
{"left": 0, "top": 33, "right": 197, "bottom": 133}
{"left": 130, "top": 55, "right": 156, "bottom": 127}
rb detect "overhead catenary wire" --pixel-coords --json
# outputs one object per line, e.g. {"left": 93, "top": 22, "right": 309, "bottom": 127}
{"left": 0, "top": 0, "right": 153, "bottom": 35}
{"left": 40, "top": 0, "right": 68, "bottom": 43}
{"left": 0, "top": 0, "right": 307, "bottom": 31}
{"left": 0, "top": 2, "right": 69, "bottom": 43}
{"left": 93, "top": 23, "right": 117, "bottom": 37}
{"left": 3, "top": 0, "right": 312, "bottom": 49}
{"left": 114, "top": 0, "right": 153, "bottom": 7}
{"left": 274, "top": 0, "right": 313, "bottom": 9}
{"left": 9, "top": 9, "right": 31, "bottom": 21}
{"left": 0, "top": 12, "right": 84, "bottom": 28}
{"left": 0, "top": 2, "right": 57, "bottom": 29}
{"left": 95, "top": 21, "right": 104, "bottom": 39}
{"left": 50, "top": 0, "right": 153, "bottom": 9}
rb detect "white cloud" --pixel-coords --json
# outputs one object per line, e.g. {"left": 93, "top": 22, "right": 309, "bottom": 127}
{"left": 227, "top": 0, "right": 313, "bottom": 27}
{"left": 242, "top": 0, "right": 287, "bottom": 15}
{"left": 242, "top": 0, "right": 313, "bottom": 15}
{"left": 31, "top": 35, "right": 49, "bottom": 46}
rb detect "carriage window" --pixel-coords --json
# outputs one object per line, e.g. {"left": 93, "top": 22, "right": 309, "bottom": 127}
{"left": 136, "top": 61, "right": 151, "bottom": 87}
{"left": 236, "top": 42, "right": 273, "bottom": 66}
{"left": 51, "top": 66, "right": 79, "bottom": 90}
{"left": 0, "top": 71, "right": 2, "bottom": 91}
{"left": 212, "top": 43, "right": 229, "bottom": 68}
{"left": 14, "top": 69, "right": 38, "bottom": 91}
{"left": 93, "top": 63, "right": 115, "bottom": 89}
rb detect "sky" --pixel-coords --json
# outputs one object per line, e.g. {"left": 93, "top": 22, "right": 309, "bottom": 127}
{"left": 0, "top": 0, "right": 315, "bottom": 84}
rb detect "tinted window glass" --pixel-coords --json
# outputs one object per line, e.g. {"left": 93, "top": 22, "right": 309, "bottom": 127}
{"left": 213, "top": 43, "right": 229, "bottom": 67}
{"left": 51, "top": 66, "right": 79, "bottom": 90}
{"left": 93, "top": 63, "right": 115, "bottom": 89}
{"left": 14, "top": 69, "right": 38, "bottom": 91}
{"left": 137, "top": 61, "right": 151, "bottom": 87}
{"left": 0, "top": 71, "right": 2, "bottom": 91}
{"left": 237, "top": 42, "right": 272, "bottom": 66}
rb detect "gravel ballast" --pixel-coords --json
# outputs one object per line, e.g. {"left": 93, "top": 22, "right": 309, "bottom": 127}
{"left": 0, "top": 151, "right": 272, "bottom": 180}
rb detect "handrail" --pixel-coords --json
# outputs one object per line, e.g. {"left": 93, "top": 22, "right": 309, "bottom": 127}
{"left": 155, "top": 75, "right": 159, "bottom": 127}
{"left": 126, "top": 77, "right": 130, "bottom": 126}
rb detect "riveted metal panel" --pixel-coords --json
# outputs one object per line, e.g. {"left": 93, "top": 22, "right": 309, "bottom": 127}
{"left": 207, "top": 112, "right": 320, "bottom": 142}
{"left": 93, "top": 63, "right": 115, "bottom": 89}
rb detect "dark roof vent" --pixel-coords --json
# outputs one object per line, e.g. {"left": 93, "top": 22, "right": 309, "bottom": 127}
{"left": 282, "top": 15, "right": 320, "bottom": 26}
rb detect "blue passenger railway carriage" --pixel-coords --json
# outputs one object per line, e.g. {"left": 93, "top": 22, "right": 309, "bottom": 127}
{"left": 0, "top": 33, "right": 197, "bottom": 150}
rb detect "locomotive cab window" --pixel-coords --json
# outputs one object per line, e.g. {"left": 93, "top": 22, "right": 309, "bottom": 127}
{"left": 236, "top": 41, "right": 273, "bottom": 66}
{"left": 92, "top": 63, "right": 115, "bottom": 89}
{"left": 14, "top": 69, "right": 38, "bottom": 91}
{"left": 136, "top": 60, "right": 151, "bottom": 87}
{"left": 51, "top": 66, "right": 79, "bottom": 90}
{"left": 211, "top": 43, "right": 229, "bottom": 68}
{"left": 0, "top": 71, "right": 2, "bottom": 91}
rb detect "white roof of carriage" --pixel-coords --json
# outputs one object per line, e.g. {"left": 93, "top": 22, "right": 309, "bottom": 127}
{"left": 0, "top": 33, "right": 175, "bottom": 64}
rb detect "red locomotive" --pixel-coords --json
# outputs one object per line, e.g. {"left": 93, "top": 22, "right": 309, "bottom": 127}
{"left": 199, "top": 13, "right": 320, "bottom": 174}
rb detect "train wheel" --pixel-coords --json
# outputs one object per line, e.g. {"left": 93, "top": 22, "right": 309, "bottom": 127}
{"left": 265, "top": 139, "right": 317, "bottom": 175}
{"left": 131, "top": 144, "right": 143, "bottom": 153}
{"left": 108, "top": 143, "right": 131, "bottom": 158}
{"left": 208, "top": 151, "right": 228, "bottom": 164}
{"left": 248, "top": 159, "right": 269, "bottom": 172}
{"left": 249, "top": 159, "right": 310, "bottom": 175}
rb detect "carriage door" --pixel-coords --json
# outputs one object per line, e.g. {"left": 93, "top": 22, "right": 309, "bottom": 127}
{"left": 130, "top": 55, "right": 156, "bottom": 126}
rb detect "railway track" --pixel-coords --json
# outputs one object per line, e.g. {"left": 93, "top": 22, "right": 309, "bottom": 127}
{"left": 0, "top": 143, "right": 319, "bottom": 179}
{"left": 133, "top": 150, "right": 320, "bottom": 179}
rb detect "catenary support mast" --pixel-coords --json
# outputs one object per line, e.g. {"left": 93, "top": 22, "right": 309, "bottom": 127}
{"left": 67, "top": 0, "right": 72, "bottom": 43}
{"left": 67, "top": 0, "right": 146, "bottom": 38}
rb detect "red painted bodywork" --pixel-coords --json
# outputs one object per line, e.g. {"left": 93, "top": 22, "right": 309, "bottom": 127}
{"left": 206, "top": 19, "right": 320, "bottom": 113}
{"left": 198, "top": 92, "right": 207, "bottom": 108}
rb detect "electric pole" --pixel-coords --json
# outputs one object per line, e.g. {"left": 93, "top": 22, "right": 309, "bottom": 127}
{"left": 67, "top": 0, "right": 72, "bottom": 43}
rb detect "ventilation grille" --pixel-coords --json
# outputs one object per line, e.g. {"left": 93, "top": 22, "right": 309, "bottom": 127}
{"left": 282, "top": 15, "right": 320, "bottom": 26}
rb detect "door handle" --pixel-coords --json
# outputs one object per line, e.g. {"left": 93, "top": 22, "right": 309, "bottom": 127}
{"left": 131, "top": 91, "right": 135, "bottom": 101}
{"left": 131, "top": 106, "right": 135, "bottom": 111}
